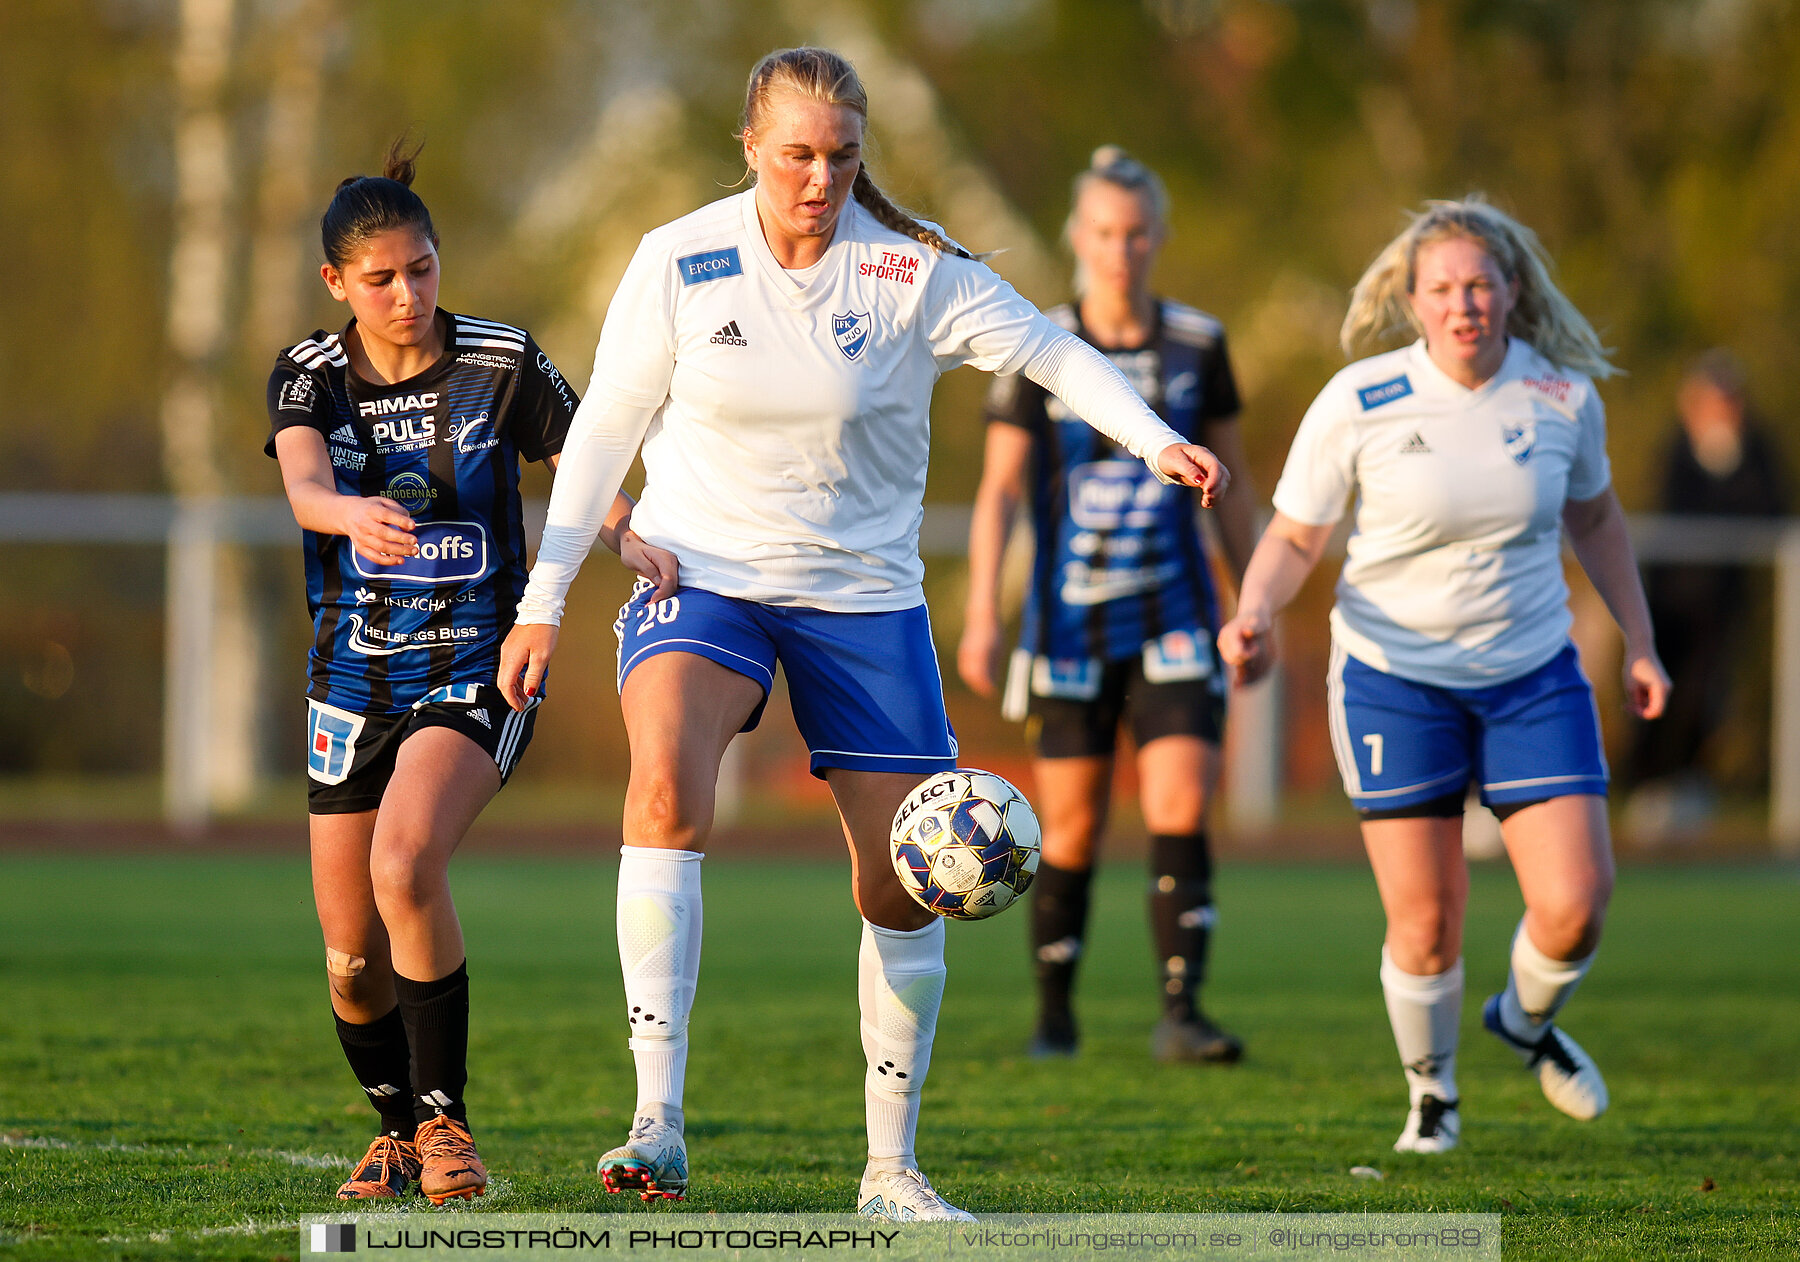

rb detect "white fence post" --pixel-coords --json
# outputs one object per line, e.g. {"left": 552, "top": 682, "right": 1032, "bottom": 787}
{"left": 715, "top": 736, "right": 745, "bottom": 827}
{"left": 1227, "top": 665, "right": 1283, "bottom": 836}
{"left": 164, "top": 498, "right": 221, "bottom": 834}
{"left": 1771, "top": 526, "right": 1800, "bottom": 855}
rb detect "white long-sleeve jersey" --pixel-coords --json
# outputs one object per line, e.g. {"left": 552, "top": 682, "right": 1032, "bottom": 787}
{"left": 517, "top": 190, "right": 1186, "bottom": 621}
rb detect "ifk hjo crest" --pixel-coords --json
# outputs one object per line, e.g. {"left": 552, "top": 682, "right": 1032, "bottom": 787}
{"left": 833, "top": 311, "right": 871, "bottom": 362}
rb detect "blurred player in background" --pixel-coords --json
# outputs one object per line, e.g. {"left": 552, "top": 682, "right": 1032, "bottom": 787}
{"left": 1218, "top": 198, "right": 1668, "bottom": 1154}
{"left": 266, "top": 141, "right": 666, "bottom": 1202}
{"left": 958, "top": 147, "right": 1254, "bottom": 1064}
{"left": 498, "top": 49, "right": 1228, "bottom": 1220}
{"left": 1624, "top": 349, "right": 1787, "bottom": 840}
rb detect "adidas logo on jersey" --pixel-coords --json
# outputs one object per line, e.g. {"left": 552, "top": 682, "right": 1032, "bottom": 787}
{"left": 710, "top": 320, "right": 748, "bottom": 347}
{"left": 470, "top": 708, "right": 491, "bottom": 728}
{"left": 1400, "top": 432, "right": 1432, "bottom": 453}
{"left": 329, "top": 424, "right": 359, "bottom": 446}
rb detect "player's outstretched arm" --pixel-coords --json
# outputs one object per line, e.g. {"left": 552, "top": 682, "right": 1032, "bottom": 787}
{"left": 1015, "top": 324, "right": 1228, "bottom": 494}
{"left": 959, "top": 423, "right": 1031, "bottom": 698}
{"left": 1216, "top": 511, "right": 1334, "bottom": 686}
{"left": 273, "top": 426, "right": 416, "bottom": 565}
{"left": 1153, "top": 443, "right": 1230, "bottom": 508}
{"left": 1563, "top": 487, "right": 1671, "bottom": 720}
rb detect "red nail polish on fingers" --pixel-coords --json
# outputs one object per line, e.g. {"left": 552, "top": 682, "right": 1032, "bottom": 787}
{"left": 525, "top": 684, "right": 537, "bottom": 698}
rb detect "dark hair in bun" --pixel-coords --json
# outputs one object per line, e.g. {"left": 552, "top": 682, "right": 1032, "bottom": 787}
{"left": 321, "top": 134, "right": 437, "bottom": 269}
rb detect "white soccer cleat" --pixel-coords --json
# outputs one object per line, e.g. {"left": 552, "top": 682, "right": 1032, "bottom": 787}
{"left": 598, "top": 1115, "right": 689, "bottom": 1201}
{"left": 857, "top": 1167, "right": 976, "bottom": 1222}
{"left": 1393, "top": 1094, "right": 1461, "bottom": 1154}
{"left": 1483, "top": 994, "right": 1608, "bottom": 1120}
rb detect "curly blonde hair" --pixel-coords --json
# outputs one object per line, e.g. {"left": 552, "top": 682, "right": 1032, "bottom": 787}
{"left": 1340, "top": 196, "right": 1617, "bottom": 379}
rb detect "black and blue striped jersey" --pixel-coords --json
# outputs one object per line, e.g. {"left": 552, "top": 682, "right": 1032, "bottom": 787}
{"left": 265, "top": 312, "right": 574, "bottom": 713}
{"left": 987, "top": 299, "right": 1240, "bottom": 664}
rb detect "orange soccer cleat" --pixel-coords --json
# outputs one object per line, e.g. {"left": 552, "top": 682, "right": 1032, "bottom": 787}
{"left": 415, "top": 1114, "right": 488, "bottom": 1204}
{"left": 335, "top": 1134, "right": 422, "bottom": 1200}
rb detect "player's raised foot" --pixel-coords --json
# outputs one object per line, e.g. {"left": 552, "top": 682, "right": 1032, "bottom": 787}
{"left": 1482, "top": 994, "right": 1608, "bottom": 1120}
{"left": 857, "top": 1166, "right": 976, "bottom": 1222}
{"left": 415, "top": 1115, "right": 487, "bottom": 1204}
{"left": 598, "top": 1115, "right": 688, "bottom": 1202}
{"left": 1393, "top": 1095, "right": 1461, "bottom": 1154}
{"left": 1027, "top": 1010, "right": 1078, "bottom": 1059}
{"left": 1151, "top": 1009, "right": 1243, "bottom": 1064}
{"left": 335, "top": 1134, "right": 421, "bottom": 1200}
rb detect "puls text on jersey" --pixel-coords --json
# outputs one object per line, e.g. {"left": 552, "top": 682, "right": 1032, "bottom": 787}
{"left": 359, "top": 394, "right": 441, "bottom": 451}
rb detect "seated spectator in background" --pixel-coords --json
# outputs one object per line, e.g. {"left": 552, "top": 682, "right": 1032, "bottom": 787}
{"left": 1625, "top": 349, "right": 1788, "bottom": 842}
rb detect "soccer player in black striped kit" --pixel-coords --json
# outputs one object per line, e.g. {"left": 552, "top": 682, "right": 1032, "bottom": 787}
{"left": 266, "top": 140, "right": 672, "bottom": 1201}
{"left": 961, "top": 149, "right": 1254, "bottom": 1064}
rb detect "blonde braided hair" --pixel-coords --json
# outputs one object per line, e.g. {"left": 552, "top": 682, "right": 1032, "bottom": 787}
{"left": 740, "top": 47, "right": 973, "bottom": 260}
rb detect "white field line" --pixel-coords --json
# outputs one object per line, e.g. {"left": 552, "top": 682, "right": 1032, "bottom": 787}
{"left": 3, "top": 1133, "right": 515, "bottom": 1240}
{"left": 75, "top": 1182, "right": 519, "bottom": 1249}
{"left": 2, "top": 1132, "right": 351, "bottom": 1169}
{"left": 267, "top": 1147, "right": 354, "bottom": 1170}
{"left": 87, "top": 1186, "right": 519, "bottom": 1248}
{"left": 99, "top": 1218, "right": 299, "bottom": 1244}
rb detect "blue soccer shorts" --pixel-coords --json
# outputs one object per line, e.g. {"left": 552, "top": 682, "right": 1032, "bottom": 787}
{"left": 614, "top": 580, "right": 959, "bottom": 779}
{"left": 1327, "top": 640, "right": 1609, "bottom": 814}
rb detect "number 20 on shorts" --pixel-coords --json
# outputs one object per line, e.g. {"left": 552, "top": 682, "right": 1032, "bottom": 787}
{"left": 636, "top": 596, "right": 680, "bottom": 635}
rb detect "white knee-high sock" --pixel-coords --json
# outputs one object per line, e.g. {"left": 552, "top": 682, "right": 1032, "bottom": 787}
{"left": 1380, "top": 946, "right": 1463, "bottom": 1106}
{"left": 1498, "top": 918, "right": 1594, "bottom": 1044}
{"left": 859, "top": 918, "right": 946, "bottom": 1173}
{"left": 617, "top": 845, "right": 703, "bottom": 1124}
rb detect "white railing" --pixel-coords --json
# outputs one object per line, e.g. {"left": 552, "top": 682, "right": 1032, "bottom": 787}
{"left": 5, "top": 494, "right": 1797, "bottom": 853}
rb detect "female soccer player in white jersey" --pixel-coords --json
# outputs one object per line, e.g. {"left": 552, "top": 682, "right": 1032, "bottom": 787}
{"left": 959, "top": 147, "right": 1255, "bottom": 1065}
{"left": 266, "top": 141, "right": 668, "bottom": 1203}
{"left": 1217, "top": 198, "right": 1669, "bottom": 1155}
{"left": 497, "top": 48, "right": 1227, "bottom": 1220}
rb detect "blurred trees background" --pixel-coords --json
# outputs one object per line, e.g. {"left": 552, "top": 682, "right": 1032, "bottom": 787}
{"left": 3, "top": 0, "right": 1797, "bottom": 812}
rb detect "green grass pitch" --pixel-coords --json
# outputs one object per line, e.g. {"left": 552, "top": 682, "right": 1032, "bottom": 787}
{"left": 1, "top": 853, "right": 1796, "bottom": 1259}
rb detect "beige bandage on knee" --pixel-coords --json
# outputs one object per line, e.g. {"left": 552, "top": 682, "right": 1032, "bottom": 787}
{"left": 326, "top": 947, "right": 367, "bottom": 978}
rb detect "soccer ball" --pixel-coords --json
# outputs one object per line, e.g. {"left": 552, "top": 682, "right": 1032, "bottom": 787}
{"left": 889, "top": 769, "right": 1041, "bottom": 921}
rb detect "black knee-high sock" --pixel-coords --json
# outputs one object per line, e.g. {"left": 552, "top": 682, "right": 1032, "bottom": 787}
{"left": 334, "top": 1005, "right": 416, "bottom": 1138}
{"left": 1030, "top": 863, "right": 1094, "bottom": 1023}
{"left": 1149, "top": 833, "right": 1214, "bottom": 1021}
{"left": 394, "top": 962, "right": 470, "bottom": 1127}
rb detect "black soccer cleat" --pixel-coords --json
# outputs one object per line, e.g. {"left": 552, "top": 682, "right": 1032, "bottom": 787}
{"left": 1394, "top": 1094, "right": 1461, "bottom": 1153}
{"left": 1027, "top": 1011, "right": 1078, "bottom": 1059}
{"left": 1151, "top": 1010, "right": 1243, "bottom": 1064}
{"left": 1482, "top": 993, "right": 1608, "bottom": 1120}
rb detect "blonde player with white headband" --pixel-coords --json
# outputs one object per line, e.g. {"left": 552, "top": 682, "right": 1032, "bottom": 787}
{"left": 497, "top": 47, "right": 1226, "bottom": 1220}
{"left": 1218, "top": 198, "right": 1669, "bottom": 1155}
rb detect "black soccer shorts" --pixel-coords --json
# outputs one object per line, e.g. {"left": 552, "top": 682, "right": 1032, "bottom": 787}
{"left": 1025, "top": 656, "right": 1224, "bottom": 760}
{"left": 304, "top": 682, "right": 538, "bottom": 814}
